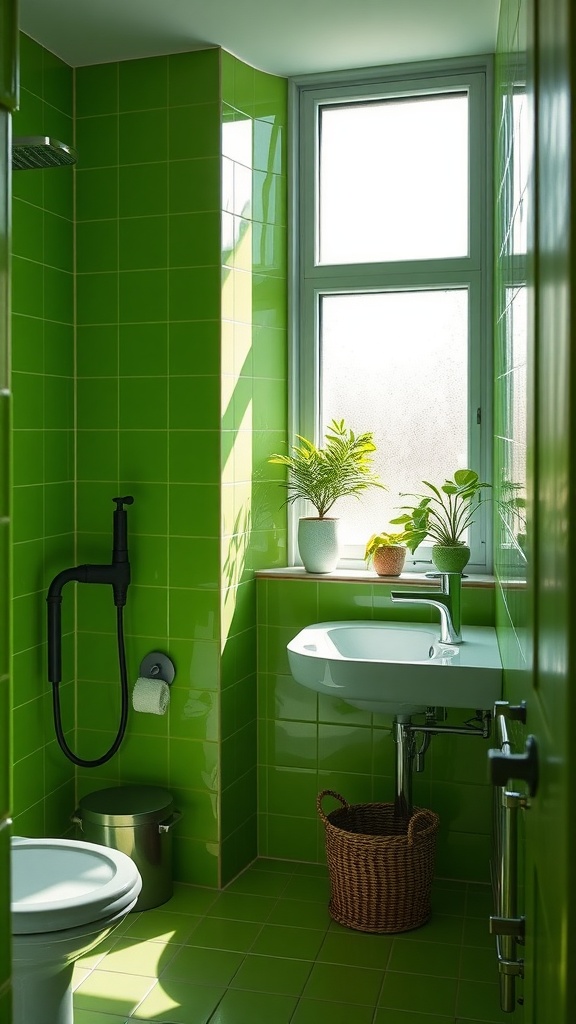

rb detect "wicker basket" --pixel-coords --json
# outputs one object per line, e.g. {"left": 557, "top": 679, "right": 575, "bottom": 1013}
{"left": 317, "top": 790, "right": 440, "bottom": 934}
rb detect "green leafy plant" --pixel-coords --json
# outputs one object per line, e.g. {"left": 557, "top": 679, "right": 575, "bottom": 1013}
{"left": 268, "top": 419, "right": 385, "bottom": 519}
{"left": 390, "top": 469, "right": 491, "bottom": 553}
{"left": 364, "top": 530, "right": 409, "bottom": 564}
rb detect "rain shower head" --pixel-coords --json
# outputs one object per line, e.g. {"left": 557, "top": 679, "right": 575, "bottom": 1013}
{"left": 12, "top": 136, "right": 77, "bottom": 171}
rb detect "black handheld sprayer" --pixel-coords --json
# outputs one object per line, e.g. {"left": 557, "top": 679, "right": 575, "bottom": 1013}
{"left": 47, "top": 496, "right": 134, "bottom": 767}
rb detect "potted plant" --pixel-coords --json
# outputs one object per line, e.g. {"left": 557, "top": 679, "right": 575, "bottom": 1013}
{"left": 269, "top": 419, "right": 385, "bottom": 573}
{"left": 364, "top": 530, "right": 408, "bottom": 577}
{"left": 390, "top": 468, "right": 491, "bottom": 573}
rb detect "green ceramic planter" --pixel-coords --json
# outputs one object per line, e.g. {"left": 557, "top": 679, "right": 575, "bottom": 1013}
{"left": 431, "top": 543, "right": 470, "bottom": 573}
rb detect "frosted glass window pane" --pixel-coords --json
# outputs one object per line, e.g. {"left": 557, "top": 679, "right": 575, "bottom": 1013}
{"left": 321, "top": 290, "right": 469, "bottom": 550}
{"left": 319, "top": 94, "right": 469, "bottom": 264}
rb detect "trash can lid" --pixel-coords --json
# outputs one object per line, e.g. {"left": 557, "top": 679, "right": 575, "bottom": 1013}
{"left": 78, "top": 785, "right": 174, "bottom": 827}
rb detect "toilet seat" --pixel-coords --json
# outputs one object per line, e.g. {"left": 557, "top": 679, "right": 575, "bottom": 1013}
{"left": 11, "top": 836, "right": 141, "bottom": 935}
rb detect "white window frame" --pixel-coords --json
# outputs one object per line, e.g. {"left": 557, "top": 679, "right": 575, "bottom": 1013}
{"left": 288, "top": 57, "right": 494, "bottom": 572}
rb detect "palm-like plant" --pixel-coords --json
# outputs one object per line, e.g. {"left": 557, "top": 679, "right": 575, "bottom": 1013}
{"left": 390, "top": 469, "right": 491, "bottom": 553}
{"left": 269, "top": 419, "right": 385, "bottom": 519}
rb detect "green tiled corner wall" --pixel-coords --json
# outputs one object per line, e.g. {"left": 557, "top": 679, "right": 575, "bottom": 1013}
{"left": 257, "top": 577, "right": 496, "bottom": 882}
{"left": 10, "top": 37, "right": 287, "bottom": 889}
{"left": 10, "top": 33, "right": 76, "bottom": 838}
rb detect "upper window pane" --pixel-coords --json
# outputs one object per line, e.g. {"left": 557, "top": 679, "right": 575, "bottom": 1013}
{"left": 318, "top": 92, "right": 469, "bottom": 265}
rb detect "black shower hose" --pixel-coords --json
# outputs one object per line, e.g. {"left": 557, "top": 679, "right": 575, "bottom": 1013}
{"left": 52, "top": 606, "right": 129, "bottom": 768}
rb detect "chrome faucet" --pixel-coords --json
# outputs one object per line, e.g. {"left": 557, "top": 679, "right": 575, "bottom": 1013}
{"left": 390, "top": 572, "right": 463, "bottom": 644}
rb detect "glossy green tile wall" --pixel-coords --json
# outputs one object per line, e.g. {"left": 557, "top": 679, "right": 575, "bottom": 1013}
{"left": 493, "top": 0, "right": 531, "bottom": 710}
{"left": 73, "top": 50, "right": 223, "bottom": 887}
{"left": 10, "top": 33, "right": 76, "bottom": 837}
{"left": 219, "top": 52, "right": 288, "bottom": 883}
{"left": 7, "top": 38, "right": 287, "bottom": 890}
{"left": 257, "top": 577, "right": 495, "bottom": 881}
{"left": 72, "top": 48, "right": 287, "bottom": 887}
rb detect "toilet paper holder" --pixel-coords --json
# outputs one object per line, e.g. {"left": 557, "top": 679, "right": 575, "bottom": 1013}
{"left": 139, "top": 652, "right": 176, "bottom": 685}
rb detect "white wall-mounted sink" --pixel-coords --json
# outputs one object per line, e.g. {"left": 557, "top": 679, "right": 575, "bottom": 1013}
{"left": 287, "top": 620, "right": 502, "bottom": 715}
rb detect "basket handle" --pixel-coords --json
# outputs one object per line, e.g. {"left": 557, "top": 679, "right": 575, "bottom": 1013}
{"left": 407, "top": 810, "right": 432, "bottom": 844}
{"left": 317, "top": 790, "right": 349, "bottom": 825}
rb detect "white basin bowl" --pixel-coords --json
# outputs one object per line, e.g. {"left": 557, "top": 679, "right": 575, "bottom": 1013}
{"left": 287, "top": 620, "right": 502, "bottom": 714}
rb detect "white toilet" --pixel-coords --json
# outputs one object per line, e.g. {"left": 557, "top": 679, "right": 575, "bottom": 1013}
{"left": 11, "top": 835, "right": 142, "bottom": 1024}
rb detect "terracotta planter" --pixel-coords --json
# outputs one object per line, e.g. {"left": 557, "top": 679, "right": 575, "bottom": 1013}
{"left": 298, "top": 517, "right": 340, "bottom": 573}
{"left": 372, "top": 545, "right": 407, "bottom": 577}
{"left": 431, "top": 543, "right": 470, "bottom": 573}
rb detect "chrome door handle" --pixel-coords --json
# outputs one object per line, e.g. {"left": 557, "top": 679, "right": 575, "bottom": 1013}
{"left": 488, "top": 734, "right": 539, "bottom": 796}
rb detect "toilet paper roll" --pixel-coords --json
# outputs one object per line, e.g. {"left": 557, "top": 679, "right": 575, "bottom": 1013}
{"left": 132, "top": 676, "right": 171, "bottom": 715}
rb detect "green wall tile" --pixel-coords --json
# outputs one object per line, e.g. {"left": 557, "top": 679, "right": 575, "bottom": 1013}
{"left": 119, "top": 268, "right": 168, "bottom": 323}
{"left": 119, "top": 377, "right": 167, "bottom": 429}
{"left": 77, "top": 220, "right": 118, "bottom": 273}
{"left": 168, "top": 103, "right": 220, "bottom": 161}
{"left": 119, "top": 323, "right": 168, "bottom": 376}
{"left": 168, "top": 49, "right": 220, "bottom": 107}
{"left": 75, "top": 113, "right": 119, "bottom": 167}
{"left": 76, "top": 272, "right": 118, "bottom": 324}
{"left": 76, "top": 168, "right": 119, "bottom": 220}
{"left": 119, "top": 163, "right": 168, "bottom": 217}
{"left": 168, "top": 157, "right": 220, "bottom": 214}
{"left": 77, "top": 378, "right": 118, "bottom": 429}
{"left": 119, "top": 430, "right": 167, "bottom": 481}
{"left": 118, "top": 55, "right": 168, "bottom": 112}
{"left": 8, "top": 43, "right": 289, "bottom": 891}
{"left": 119, "top": 109, "right": 168, "bottom": 163}
{"left": 76, "top": 63, "right": 118, "bottom": 116}
{"left": 119, "top": 215, "right": 168, "bottom": 271}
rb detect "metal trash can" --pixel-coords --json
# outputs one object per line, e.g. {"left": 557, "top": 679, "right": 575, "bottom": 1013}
{"left": 73, "top": 784, "right": 181, "bottom": 911}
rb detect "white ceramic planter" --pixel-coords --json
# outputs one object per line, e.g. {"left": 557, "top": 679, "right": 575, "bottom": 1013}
{"left": 298, "top": 517, "right": 340, "bottom": 573}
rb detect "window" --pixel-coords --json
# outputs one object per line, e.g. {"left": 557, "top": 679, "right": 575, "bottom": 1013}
{"left": 291, "top": 60, "right": 493, "bottom": 571}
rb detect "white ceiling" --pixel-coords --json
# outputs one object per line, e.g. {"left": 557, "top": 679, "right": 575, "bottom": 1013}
{"left": 19, "top": 0, "right": 500, "bottom": 77}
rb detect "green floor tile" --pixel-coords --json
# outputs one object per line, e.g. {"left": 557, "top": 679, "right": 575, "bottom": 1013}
{"left": 388, "top": 937, "right": 461, "bottom": 977}
{"left": 72, "top": 967, "right": 92, "bottom": 992}
{"left": 291, "top": 998, "right": 374, "bottom": 1024}
{"left": 394, "top": 913, "right": 464, "bottom": 945}
{"left": 459, "top": 945, "right": 500, "bottom": 983}
{"left": 184, "top": 917, "right": 262, "bottom": 952}
{"left": 378, "top": 971, "right": 458, "bottom": 1017}
{"left": 465, "top": 886, "right": 493, "bottom": 919}
{"left": 97, "top": 936, "right": 179, "bottom": 977}
{"left": 133, "top": 979, "right": 225, "bottom": 1022}
{"left": 281, "top": 875, "right": 332, "bottom": 903}
{"left": 168, "top": 884, "right": 219, "bottom": 915}
{"left": 208, "top": 891, "right": 277, "bottom": 922}
{"left": 123, "top": 909, "right": 201, "bottom": 943}
{"left": 302, "top": 962, "right": 384, "bottom": 1006}
{"left": 207, "top": 988, "right": 298, "bottom": 1023}
{"left": 431, "top": 885, "right": 468, "bottom": 916}
{"left": 456, "top": 980, "right": 518, "bottom": 1022}
{"left": 253, "top": 858, "right": 295, "bottom": 874}
{"left": 160, "top": 946, "right": 243, "bottom": 986}
{"left": 73, "top": 1011, "right": 130, "bottom": 1024}
{"left": 267, "top": 897, "right": 331, "bottom": 930}
{"left": 74, "top": 969, "right": 155, "bottom": 1016}
{"left": 462, "top": 915, "right": 493, "bottom": 948}
{"left": 292, "top": 862, "right": 330, "bottom": 877}
{"left": 317, "top": 930, "right": 393, "bottom": 970}
{"left": 250, "top": 923, "right": 326, "bottom": 959}
{"left": 374, "top": 1011, "right": 454, "bottom": 1024}
{"left": 225, "top": 870, "right": 291, "bottom": 897}
{"left": 228, "top": 953, "right": 313, "bottom": 995}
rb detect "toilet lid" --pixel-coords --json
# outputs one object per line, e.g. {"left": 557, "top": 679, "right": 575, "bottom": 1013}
{"left": 11, "top": 836, "right": 142, "bottom": 935}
